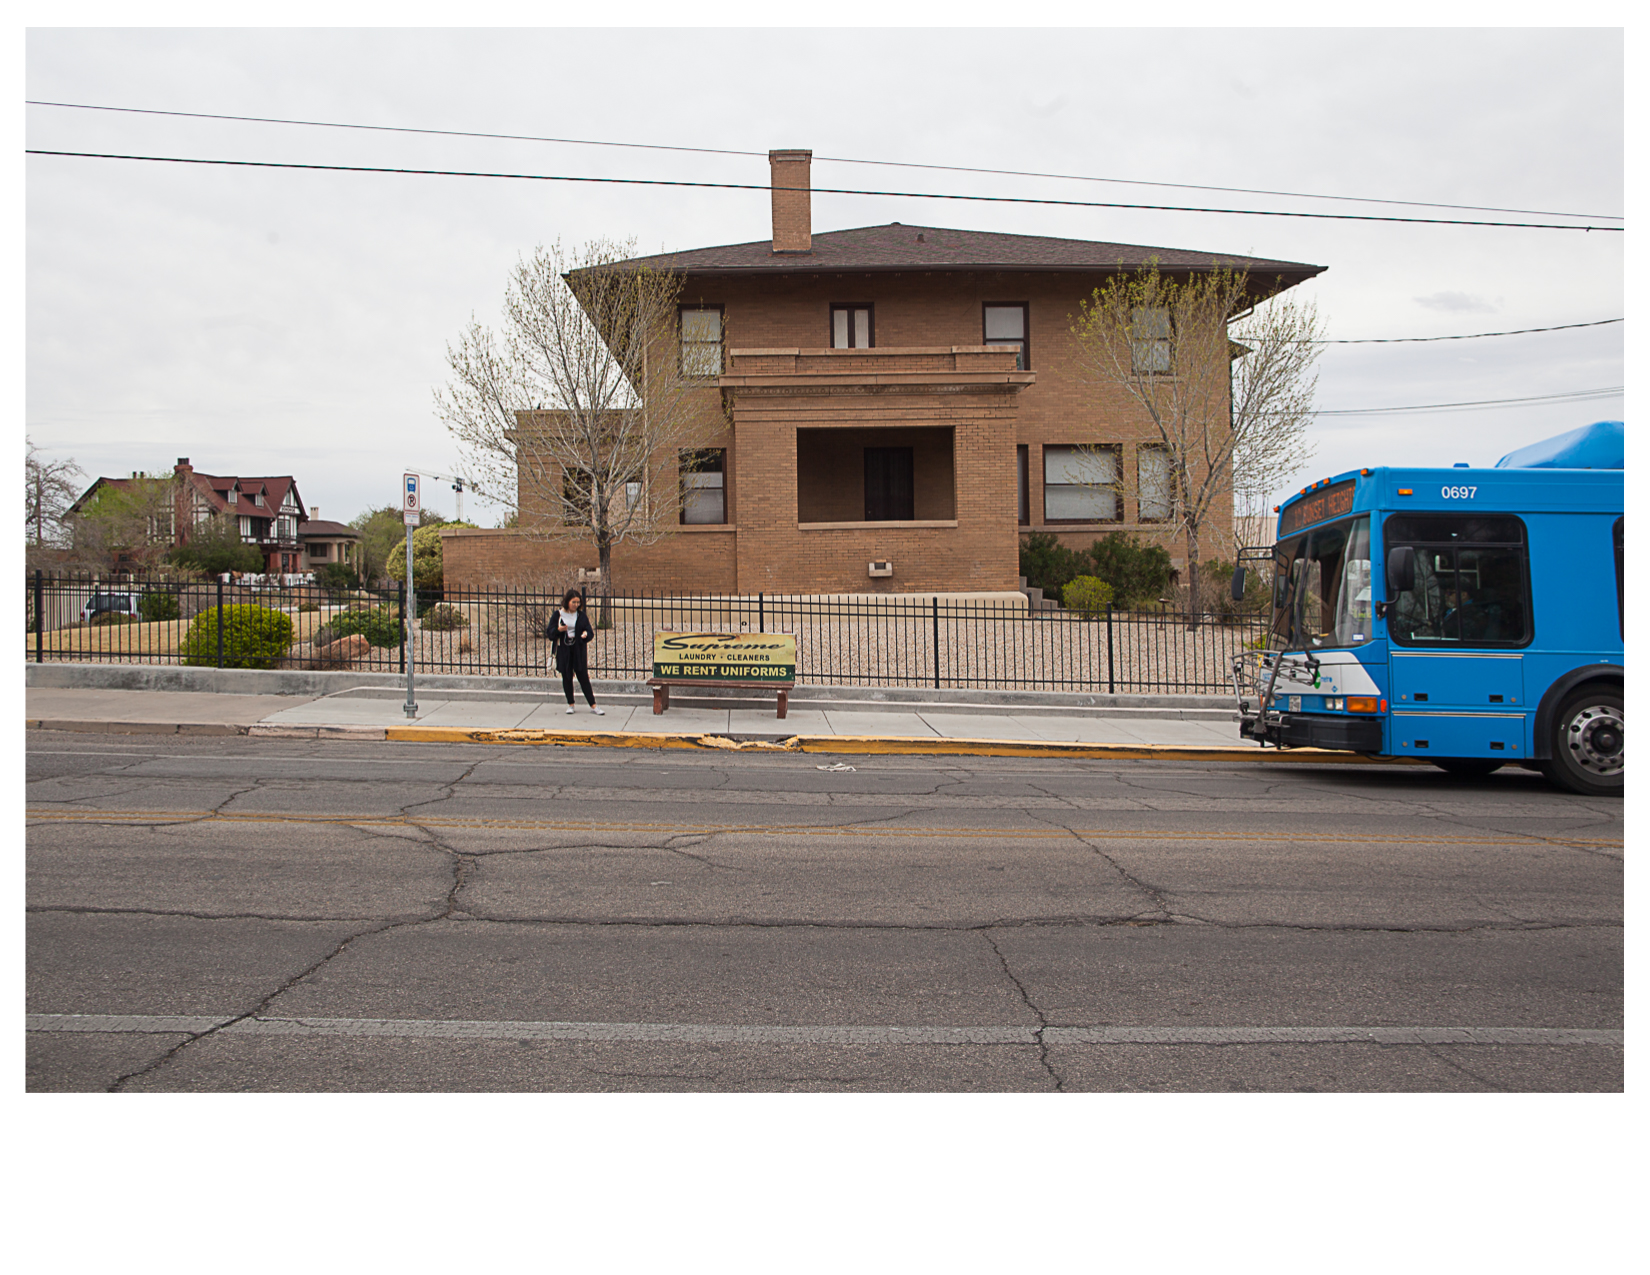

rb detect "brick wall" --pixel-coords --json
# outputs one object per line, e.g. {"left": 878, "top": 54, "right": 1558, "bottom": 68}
{"left": 484, "top": 266, "right": 1240, "bottom": 593}
{"left": 441, "top": 526, "right": 737, "bottom": 594}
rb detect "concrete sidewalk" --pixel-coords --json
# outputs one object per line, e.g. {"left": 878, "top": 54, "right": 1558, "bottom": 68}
{"left": 26, "top": 683, "right": 1252, "bottom": 748}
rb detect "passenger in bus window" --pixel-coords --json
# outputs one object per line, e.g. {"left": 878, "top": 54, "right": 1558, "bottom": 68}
{"left": 1391, "top": 548, "right": 1446, "bottom": 642}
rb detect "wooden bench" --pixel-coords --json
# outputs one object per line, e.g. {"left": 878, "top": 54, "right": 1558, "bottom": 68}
{"left": 648, "top": 677, "right": 794, "bottom": 719}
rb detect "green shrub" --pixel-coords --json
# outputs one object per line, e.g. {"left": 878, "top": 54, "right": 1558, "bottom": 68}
{"left": 90, "top": 612, "right": 137, "bottom": 626}
{"left": 1062, "top": 575, "right": 1115, "bottom": 618}
{"left": 420, "top": 603, "right": 468, "bottom": 631}
{"left": 327, "top": 606, "right": 402, "bottom": 649}
{"left": 315, "top": 562, "right": 361, "bottom": 590}
{"left": 1198, "top": 558, "right": 1268, "bottom": 619}
{"left": 1019, "top": 532, "right": 1086, "bottom": 597}
{"left": 1086, "top": 533, "right": 1175, "bottom": 610}
{"left": 297, "top": 599, "right": 320, "bottom": 613}
{"left": 180, "top": 604, "right": 295, "bottom": 668}
{"left": 139, "top": 592, "right": 181, "bottom": 623}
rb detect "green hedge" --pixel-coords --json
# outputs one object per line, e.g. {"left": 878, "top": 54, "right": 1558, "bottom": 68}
{"left": 180, "top": 604, "right": 294, "bottom": 669}
{"left": 327, "top": 606, "right": 402, "bottom": 649}
{"left": 139, "top": 592, "right": 181, "bottom": 623}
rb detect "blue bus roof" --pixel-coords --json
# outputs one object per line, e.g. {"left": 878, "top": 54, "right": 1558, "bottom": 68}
{"left": 1274, "top": 423, "right": 1625, "bottom": 540}
{"left": 1495, "top": 420, "right": 1622, "bottom": 470}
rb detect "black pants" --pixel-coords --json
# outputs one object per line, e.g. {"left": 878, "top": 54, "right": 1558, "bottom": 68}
{"left": 559, "top": 646, "right": 595, "bottom": 705}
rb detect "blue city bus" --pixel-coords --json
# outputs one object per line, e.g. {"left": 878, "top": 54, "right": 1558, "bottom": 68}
{"left": 1233, "top": 420, "right": 1623, "bottom": 795}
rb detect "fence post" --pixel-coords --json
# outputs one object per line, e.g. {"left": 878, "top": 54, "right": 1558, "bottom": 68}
{"left": 215, "top": 577, "right": 225, "bottom": 668}
{"left": 932, "top": 596, "right": 940, "bottom": 690}
{"left": 397, "top": 581, "right": 407, "bottom": 675}
{"left": 33, "top": 570, "right": 44, "bottom": 663}
{"left": 1106, "top": 603, "right": 1116, "bottom": 695}
{"left": 759, "top": 592, "right": 765, "bottom": 634}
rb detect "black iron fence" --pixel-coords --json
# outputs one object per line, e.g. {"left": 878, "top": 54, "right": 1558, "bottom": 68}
{"left": 24, "top": 571, "right": 1265, "bottom": 693}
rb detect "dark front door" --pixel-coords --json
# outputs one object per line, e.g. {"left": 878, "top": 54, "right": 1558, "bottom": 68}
{"left": 864, "top": 447, "right": 914, "bottom": 521}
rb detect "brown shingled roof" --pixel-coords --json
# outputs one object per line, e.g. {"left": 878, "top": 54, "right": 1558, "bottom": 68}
{"left": 608, "top": 222, "right": 1325, "bottom": 283}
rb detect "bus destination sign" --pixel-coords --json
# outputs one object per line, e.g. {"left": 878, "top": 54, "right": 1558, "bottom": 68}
{"left": 1279, "top": 478, "right": 1357, "bottom": 538}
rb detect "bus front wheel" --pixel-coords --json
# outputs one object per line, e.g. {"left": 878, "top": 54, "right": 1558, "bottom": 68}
{"left": 1431, "top": 759, "right": 1503, "bottom": 778}
{"left": 1541, "top": 686, "right": 1623, "bottom": 797}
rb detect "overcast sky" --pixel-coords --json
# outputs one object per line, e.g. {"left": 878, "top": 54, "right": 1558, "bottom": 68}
{"left": 25, "top": 26, "right": 1623, "bottom": 528}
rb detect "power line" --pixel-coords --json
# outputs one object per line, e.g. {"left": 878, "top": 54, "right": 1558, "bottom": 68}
{"left": 1315, "top": 386, "right": 1623, "bottom": 416}
{"left": 27, "top": 99, "right": 1628, "bottom": 224}
{"left": 22, "top": 149, "right": 1626, "bottom": 232}
{"left": 26, "top": 98, "right": 1623, "bottom": 223}
{"left": 1317, "top": 318, "right": 1623, "bottom": 344}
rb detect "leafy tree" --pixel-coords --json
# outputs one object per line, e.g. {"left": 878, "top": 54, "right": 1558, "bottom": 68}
{"left": 25, "top": 438, "right": 84, "bottom": 550}
{"left": 168, "top": 512, "right": 264, "bottom": 575}
{"left": 351, "top": 504, "right": 446, "bottom": 586}
{"left": 315, "top": 561, "right": 361, "bottom": 590}
{"left": 386, "top": 521, "right": 477, "bottom": 591}
{"left": 1071, "top": 260, "right": 1321, "bottom": 620}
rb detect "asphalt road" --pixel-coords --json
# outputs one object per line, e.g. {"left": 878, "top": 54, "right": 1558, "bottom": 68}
{"left": 26, "top": 731, "right": 1623, "bottom": 1092}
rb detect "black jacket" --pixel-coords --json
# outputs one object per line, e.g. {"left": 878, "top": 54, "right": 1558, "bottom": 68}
{"left": 548, "top": 609, "right": 594, "bottom": 673}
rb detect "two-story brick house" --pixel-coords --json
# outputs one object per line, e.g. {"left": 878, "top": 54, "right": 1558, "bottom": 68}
{"left": 441, "top": 149, "right": 1324, "bottom": 596}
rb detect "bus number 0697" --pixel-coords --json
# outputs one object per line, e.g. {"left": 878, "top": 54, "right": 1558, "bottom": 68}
{"left": 1441, "top": 485, "right": 1478, "bottom": 499}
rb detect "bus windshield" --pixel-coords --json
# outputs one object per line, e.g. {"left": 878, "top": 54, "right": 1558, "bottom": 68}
{"left": 1273, "top": 516, "right": 1372, "bottom": 648}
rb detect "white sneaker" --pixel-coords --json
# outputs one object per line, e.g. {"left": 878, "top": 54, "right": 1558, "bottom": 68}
{"left": 590, "top": 706, "right": 606, "bottom": 716}
{"left": 565, "top": 705, "right": 576, "bottom": 714}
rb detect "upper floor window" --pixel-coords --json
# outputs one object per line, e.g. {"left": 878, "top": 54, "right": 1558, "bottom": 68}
{"left": 1130, "top": 307, "right": 1173, "bottom": 373}
{"left": 252, "top": 491, "right": 264, "bottom": 507}
{"left": 680, "top": 448, "right": 727, "bottom": 525}
{"left": 226, "top": 488, "right": 238, "bottom": 505}
{"left": 680, "top": 306, "right": 724, "bottom": 377}
{"left": 984, "top": 304, "right": 1029, "bottom": 370}
{"left": 831, "top": 304, "right": 873, "bottom": 349}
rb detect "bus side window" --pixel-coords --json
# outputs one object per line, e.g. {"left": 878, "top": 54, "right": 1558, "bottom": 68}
{"left": 1456, "top": 547, "right": 1529, "bottom": 645}
{"left": 1614, "top": 517, "right": 1624, "bottom": 637}
{"left": 1384, "top": 513, "right": 1531, "bottom": 648}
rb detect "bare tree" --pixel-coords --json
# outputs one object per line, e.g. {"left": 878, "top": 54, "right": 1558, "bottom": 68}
{"left": 436, "top": 240, "right": 720, "bottom": 616}
{"left": 1070, "top": 261, "right": 1321, "bottom": 618}
{"left": 25, "top": 438, "right": 85, "bottom": 551}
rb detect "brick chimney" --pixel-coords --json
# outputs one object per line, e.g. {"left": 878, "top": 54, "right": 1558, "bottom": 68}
{"left": 769, "top": 149, "right": 812, "bottom": 254}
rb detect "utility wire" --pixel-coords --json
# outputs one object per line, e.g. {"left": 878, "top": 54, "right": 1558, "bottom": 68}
{"left": 1316, "top": 318, "right": 1622, "bottom": 343}
{"left": 22, "top": 149, "right": 1626, "bottom": 232}
{"left": 1315, "top": 386, "right": 1623, "bottom": 416}
{"left": 25, "top": 98, "right": 1624, "bottom": 223}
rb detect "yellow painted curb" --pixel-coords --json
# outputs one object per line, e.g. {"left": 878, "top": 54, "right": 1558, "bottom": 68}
{"left": 379, "top": 724, "right": 1420, "bottom": 765}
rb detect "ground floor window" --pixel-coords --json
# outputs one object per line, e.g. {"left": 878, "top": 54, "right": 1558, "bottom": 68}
{"left": 680, "top": 448, "right": 726, "bottom": 524}
{"left": 1138, "top": 444, "right": 1173, "bottom": 522}
{"left": 1017, "top": 445, "right": 1029, "bottom": 525}
{"left": 1043, "top": 444, "right": 1120, "bottom": 523}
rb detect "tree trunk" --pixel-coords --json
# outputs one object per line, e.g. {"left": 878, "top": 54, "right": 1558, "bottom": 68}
{"left": 1186, "top": 525, "right": 1202, "bottom": 631}
{"left": 596, "top": 534, "right": 613, "bottom": 628}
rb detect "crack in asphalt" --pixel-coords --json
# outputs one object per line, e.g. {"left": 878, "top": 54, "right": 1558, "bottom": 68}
{"left": 983, "top": 932, "right": 1063, "bottom": 1092}
{"left": 1418, "top": 1043, "right": 1514, "bottom": 1092}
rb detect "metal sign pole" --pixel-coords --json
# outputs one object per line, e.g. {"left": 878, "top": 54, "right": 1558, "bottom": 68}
{"left": 403, "top": 473, "right": 420, "bottom": 719}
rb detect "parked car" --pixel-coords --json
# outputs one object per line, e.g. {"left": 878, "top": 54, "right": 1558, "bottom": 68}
{"left": 81, "top": 591, "right": 142, "bottom": 623}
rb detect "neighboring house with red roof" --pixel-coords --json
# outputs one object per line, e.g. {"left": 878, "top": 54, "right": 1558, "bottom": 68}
{"left": 441, "top": 147, "right": 1326, "bottom": 597}
{"left": 68, "top": 460, "right": 357, "bottom": 575}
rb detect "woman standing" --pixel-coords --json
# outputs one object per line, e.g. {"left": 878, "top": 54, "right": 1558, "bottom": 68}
{"left": 549, "top": 588, "right": 605, "bottom": 715}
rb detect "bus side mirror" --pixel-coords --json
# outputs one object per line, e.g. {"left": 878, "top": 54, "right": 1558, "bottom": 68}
{"left": 1230, "top": 567, "right": 1246, "bottom": 601}
{"left": 1387, "top": 545, "right": 1415, "bottom": 595}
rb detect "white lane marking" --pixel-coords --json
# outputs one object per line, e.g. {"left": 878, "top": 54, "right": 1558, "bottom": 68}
{"left": 25, "top": 1015, "right": 1624, "bottom": 1047}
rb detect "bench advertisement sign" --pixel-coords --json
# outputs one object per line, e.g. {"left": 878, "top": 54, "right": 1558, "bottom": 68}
{"left": 652, "top": 631, "right": 796, "bottom": 682}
